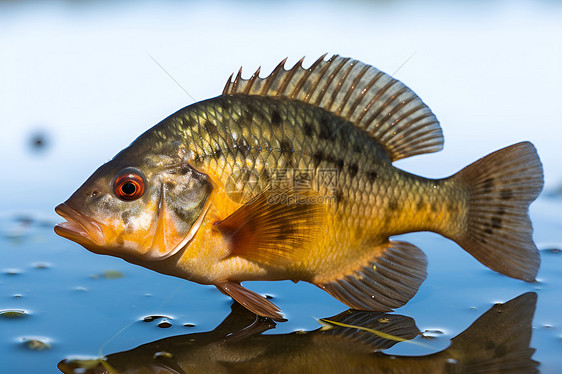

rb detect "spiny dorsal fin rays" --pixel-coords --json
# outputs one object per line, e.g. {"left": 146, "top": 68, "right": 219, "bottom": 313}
{"left": 222, "top": 54, "right": 444, "bottom": 162}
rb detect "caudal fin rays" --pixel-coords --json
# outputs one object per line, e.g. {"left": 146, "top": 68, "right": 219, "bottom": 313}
{"left": 450, "top": 142, "right": 543, "bottom": 282}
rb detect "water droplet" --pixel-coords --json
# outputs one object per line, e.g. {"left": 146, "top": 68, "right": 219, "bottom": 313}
{"left": 183, "top": 323, "right": 195, "bottom": 327}
{"left": 0, "top": 309, "right": 28, "bottom": 319}
{"left": 74, "top": 287, "right": 88, "bottom": 292}
{"left": 142, "top": 315, "right": 171, "bottom": 323}
{"left": 158, "top": 320, "right": 172, "bottom": 328}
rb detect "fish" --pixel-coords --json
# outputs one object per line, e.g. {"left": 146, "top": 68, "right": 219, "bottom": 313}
{"left": 57, "top": 293, "right": 539, "bottom": 374}
{"left": 54, "top": 54, "right": 544, "bottom": 320}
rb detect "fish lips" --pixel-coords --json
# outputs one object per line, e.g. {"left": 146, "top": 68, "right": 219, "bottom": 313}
{"left": 54, "top": 203, "right": 106, "bottom": 248}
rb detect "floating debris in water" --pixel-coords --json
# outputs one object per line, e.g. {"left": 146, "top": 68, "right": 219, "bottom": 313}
{"left": 3, "top": 268, "right": 22, "bottom": 276}
{"left": 0, "top": 309, "right": 28, "bottom": 319}
{"left": 32, "top": 262, "right": 51, "bottom": 269}
{"left": 21, "top": 337, "right": 51, "bottom": 351}
{"left": 90, "top": 270, "right": 124, "bottom": 279}
{"left": 158, "top": 320, "right": 172, "bottom": 328}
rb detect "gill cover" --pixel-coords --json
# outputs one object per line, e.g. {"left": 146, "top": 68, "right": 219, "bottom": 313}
{"left": 145, "top": 166, "right": 214, "bottom": 260}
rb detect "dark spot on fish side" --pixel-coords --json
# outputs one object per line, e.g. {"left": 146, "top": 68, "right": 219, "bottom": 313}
{"left": 334, "top": 189, "right": 344, "bottom": 204}
{"left": 353, "top": 144, "right": 362, "bottom": 153}
{"left": 214, "top": 147, "right": 223, "bottom": 158}
{"left": 348, "top": 164, "right": 358, "bottom": 177}
{"left": 482, "top": 178, "right": 494, "bottom": 194}
{"left": 242, "top": 110, "right": 253, "bottom": 123}
{"left": 500, "top": 189, "right": 513, "bottom": 200}
{"left": 271, "top": 110, "right": 282, "bottom": 127}
{"left": 416, "top": 200, "right": 425, "bottom": 210}
{"left": 496, "top": 208, "right": 505, "bottom": 215}
{"left": 260, "top": 169, "right": 271, "bottom": 183}
{"left": 313, "top": 152, "right": 324, "bottom": 168}
{"left": 491, "top": 217, "right": 502, "bottom": 229}
{"left": 367, "top": 171, "right": 378, "bottom": 183}
{"left": 204, "top": 120, "right": 218, "bottom": 135}
{"left": 336, "top": 159, "right": 344, "bottom": 170}
{"left": 431, "top": 203, "right": 439, "bottom": 212}
{"left": 485, "top": 228, "right": 493, "bottom": 235}
{"left": 304, "top": 122, "right": 314, "bottom": 137}
{"left": 325, "top": 154, "right": 336, "bottom": 164}
{"left": 388, "top": 199, "right": 398, "bottom": 211}
{"left": 236, "top": 138, "right": 250, "bottom": 156}
{"left": 279, "top": 139, "right": 293, "bottom": 155}
{"left": 319, "top": 123, "right": 332, "bottom": 141}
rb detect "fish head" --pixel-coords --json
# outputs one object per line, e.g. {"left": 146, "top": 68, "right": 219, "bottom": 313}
{"left": 54, "top": 144, "right": 213, "bottom": 261}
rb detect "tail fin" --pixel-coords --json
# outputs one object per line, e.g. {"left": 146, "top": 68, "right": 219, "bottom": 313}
{"left": 450, "top": 142, "right": 543, "bottom": 281}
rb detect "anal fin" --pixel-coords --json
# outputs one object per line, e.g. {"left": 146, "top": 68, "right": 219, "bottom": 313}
{"left": 316, "top": 241, "right": 427, "bottom": 311}
{"left": 217, "top": 282, "right": 286, "bottom": 322}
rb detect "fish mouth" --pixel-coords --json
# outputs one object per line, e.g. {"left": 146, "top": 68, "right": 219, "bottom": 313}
{"left": 54, "top": 203, "right": 106, "bottom": 246}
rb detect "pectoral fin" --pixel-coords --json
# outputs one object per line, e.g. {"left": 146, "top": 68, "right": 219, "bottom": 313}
{"left": 316, "top": 240, "right": 427, "bottom": 312}
{"left": 217, "top": 282, "right": 286, "bottom": 321}
{"left": 215, "top": 189, "right": 323, "bottom": 266}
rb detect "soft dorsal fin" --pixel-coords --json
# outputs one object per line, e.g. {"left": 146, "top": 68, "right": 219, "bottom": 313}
{"left": 222, "top": 54, "right": 443, "bottom": 161}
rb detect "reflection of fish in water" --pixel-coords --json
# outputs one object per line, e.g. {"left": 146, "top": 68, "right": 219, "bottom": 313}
{"left": 58, "top": 293, "right": 538, "bottom": 374}
{"left": 54, "top": 55, "right": 544, "bottom": 320}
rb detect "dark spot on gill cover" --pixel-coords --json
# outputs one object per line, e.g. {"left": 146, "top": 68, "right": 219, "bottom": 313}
{"left": 501, "top": 189, "right": 513, "bottom": 200}
{"left": 121, "top": 211, "right": 132, "bottom": 225}
{"left": 271, "top": 110, "right": 282, "bottom": 127}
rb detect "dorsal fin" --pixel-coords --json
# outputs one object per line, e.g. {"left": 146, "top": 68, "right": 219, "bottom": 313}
{"left": 222, "top": 54, "right": 443, "bottom": 161}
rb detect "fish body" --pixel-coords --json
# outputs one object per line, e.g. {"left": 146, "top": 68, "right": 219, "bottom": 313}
{"left": 57, "top": 293, "right": 539, "bottom": 374}
{"left": 55, "top": 55, "right": 543, "bottom": 320}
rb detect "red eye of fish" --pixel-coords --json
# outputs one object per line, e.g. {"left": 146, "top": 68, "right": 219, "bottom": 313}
{"left": 113, "top": 170, "right": 145, "bottom": 201}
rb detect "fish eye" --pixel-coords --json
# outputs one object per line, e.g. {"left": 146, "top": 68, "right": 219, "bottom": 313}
{"left": 113, "top": 168, "right": 146, "bottom": 201}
